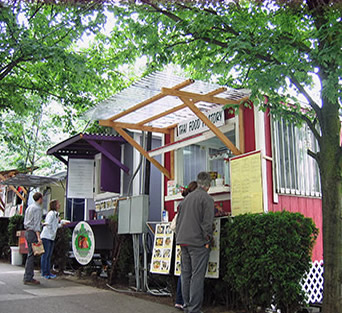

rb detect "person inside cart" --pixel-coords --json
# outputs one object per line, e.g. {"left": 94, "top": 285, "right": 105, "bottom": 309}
{"left": 176, "top": 172, "right": 214, "bottom": 313}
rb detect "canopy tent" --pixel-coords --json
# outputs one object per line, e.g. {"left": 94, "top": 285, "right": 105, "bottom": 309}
{"left": 0, "top": 173, "right": 60, "bottom": 188}
{"left": 0, "top": 167, "right": 38, "bottom": 209}
{"left": 85, "top": 68, "right": 250, "bottom": 179}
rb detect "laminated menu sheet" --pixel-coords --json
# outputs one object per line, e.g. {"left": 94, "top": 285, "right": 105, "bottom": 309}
{"left": 230, "top": 151, "right": 264, "bottom": 215}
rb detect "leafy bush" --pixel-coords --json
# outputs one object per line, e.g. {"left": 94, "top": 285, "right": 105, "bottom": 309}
{"left": 51, "top": 227, "right": 72, "bottom": 273}
{"left": 0, "top": 218, "right": 9, "bottom": 258}
{"left": 8, "top": 214, "right": 24, "bottom": 246}
{"left": 107, "top": 216, "right": 134, "bottom": 284}
{"left": 221, "top": 211, "right": 318, "bottom": 313}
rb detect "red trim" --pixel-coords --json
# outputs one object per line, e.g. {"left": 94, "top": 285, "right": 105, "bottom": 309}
{"left": 230, "top": 150, "right": 261, "bottom": 161}
{"left": 244, "top": 103, "right": 256, "bottom": 152}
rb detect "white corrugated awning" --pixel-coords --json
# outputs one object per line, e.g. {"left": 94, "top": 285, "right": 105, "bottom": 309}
{"left": 85, "top": 67, "right": 250, "bottom": 180}
{"left": 84, "top": 67, "right": 250, "bottom": 128}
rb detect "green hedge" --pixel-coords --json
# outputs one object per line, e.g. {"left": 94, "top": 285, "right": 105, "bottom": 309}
{"left": 8, "top": 214, "right": 24, "bottom": 246}
{"left": 51, "top": 227, "right": 72, "bottom": 273}
{"left": 221, "top": 211, "right": 318, "bottom": 313}
{"left": 0, "top": 218, "right": 9, "bottom": 258}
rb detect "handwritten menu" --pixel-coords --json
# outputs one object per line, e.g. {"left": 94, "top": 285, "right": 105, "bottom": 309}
{"left": 174, "top": 218, "right": 221, "bottom": 279}
{"left": 150, "top": 223, "right": 174, "bottom": 275}
{"left": 230, "top": 152, "right": 263, "bottom": 215}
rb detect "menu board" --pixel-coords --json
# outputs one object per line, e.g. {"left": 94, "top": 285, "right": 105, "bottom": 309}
{"left": 150, "top": 223, "right": 174, "bottom": 274}
{"left": 174, "top": 218, "right": 221, "bottom": 279}
{"left": 67, "top": 158, "right": 94, "bottom": 199}
{"left": 230, "top": 151, "right": 263, "bottom": 215}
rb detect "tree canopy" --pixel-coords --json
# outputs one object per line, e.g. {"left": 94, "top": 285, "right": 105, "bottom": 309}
{"left": 0, "top": 1, "right": 135, "bottom": 172}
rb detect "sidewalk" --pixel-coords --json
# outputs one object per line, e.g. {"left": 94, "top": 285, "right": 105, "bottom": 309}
{"left": 0, "top": 261, "right": 180, "bottom": 313}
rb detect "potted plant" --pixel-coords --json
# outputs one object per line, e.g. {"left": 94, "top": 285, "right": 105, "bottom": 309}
{"left": 8, "top": 214, "right": 24, "bottom": 265}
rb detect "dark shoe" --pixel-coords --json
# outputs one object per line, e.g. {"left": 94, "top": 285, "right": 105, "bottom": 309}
{"left": 24, "top": 279, "right": 40, "bottom": 285}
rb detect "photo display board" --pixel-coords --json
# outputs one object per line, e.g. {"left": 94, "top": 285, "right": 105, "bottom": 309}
{"left": 150, "top": 223, "right": 174, "bottom": 274}
{"left": 174, "top": 218, "right": 221, "bottom": 279}
{"left": 230, "top": 151, "right": 264, "bottom": 215}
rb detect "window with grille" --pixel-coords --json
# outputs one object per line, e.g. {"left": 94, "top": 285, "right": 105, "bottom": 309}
{"left": 271, "top": 117, "right": 321, "bottom": 197}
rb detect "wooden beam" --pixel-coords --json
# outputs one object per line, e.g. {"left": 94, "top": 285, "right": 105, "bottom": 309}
{"left": 137, "top": 87, "right": 227, "bottom": 126}
{"left": 99, "top": 120, "right": 170, "bottom": 134}
{"left": 180, "top": 97, "right": 242, "bottom": 156}
{"left": 0, "top": 174, "right": 25, "bottom": 202}
{"left": 106, "top": 79, "right": 194, "bottom": 122}
{"left": 85, "top": 139, "right": 130, "bottom": 173}
{"left": 162, "top": 88, "right": 241, "bottom": 106}
{"left": 20, "top": 187, "right": 28, "bottom": 195}
{"left": 238, "top": 103, "right": 245, "bottom": 154}
{"left": 138, "top": 103, "right": 188, "bottom": 126}
{"left": 113, "top": 127, "right": 171, "bottom": 179}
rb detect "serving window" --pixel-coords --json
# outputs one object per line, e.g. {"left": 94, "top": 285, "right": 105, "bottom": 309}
{"left": 175, "top": 125, "right": 236, "bottom": 187}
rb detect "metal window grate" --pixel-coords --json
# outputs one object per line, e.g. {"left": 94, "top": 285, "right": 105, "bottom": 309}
{"left": 271, "top": 117, "right": 321, "bottom": 197}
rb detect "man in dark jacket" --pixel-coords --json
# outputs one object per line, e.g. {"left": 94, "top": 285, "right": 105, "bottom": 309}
{"left": 176, "top": 172, "right": 214, "bottom": 313}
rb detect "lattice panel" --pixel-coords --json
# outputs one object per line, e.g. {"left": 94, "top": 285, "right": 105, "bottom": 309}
{"left": 302, "top": 260, "right": 324, "bottom": 304}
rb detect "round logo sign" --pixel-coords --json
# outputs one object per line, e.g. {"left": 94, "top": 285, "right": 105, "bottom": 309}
{"left": 72, "top": 221, "right": 95, "bottom": 265}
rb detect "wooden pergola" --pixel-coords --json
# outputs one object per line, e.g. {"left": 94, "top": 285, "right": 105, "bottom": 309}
{"left": 99, "top": 78, "right": 249, "bottom": 180}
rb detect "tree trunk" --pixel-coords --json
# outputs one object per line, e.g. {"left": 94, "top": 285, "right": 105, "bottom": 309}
{"left": 319, "top": 105, "right": 342, "bottom": 312}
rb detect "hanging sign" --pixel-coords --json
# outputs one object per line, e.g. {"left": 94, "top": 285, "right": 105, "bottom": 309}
{"left": 176, "top": 107, "right": 224, "bottom": 140}
{"left": 72, "top": 221, "right": 95, "bottom": 265}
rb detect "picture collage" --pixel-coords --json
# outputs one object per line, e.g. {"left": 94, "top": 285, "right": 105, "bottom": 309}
{"left": 150, "top": 223, "right": 174, "bottom": 274}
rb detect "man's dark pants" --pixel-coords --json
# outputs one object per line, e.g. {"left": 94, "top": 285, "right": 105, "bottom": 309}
{"left": 23, "top": 230, "right": 37, "bottom": 282}
{"left": 181, "top": 245, "right": 210, "bottom": 313}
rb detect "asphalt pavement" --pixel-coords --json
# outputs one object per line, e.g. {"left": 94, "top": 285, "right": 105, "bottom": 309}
{"left": 0, "top": 261, "right": 179, "bottom": 313}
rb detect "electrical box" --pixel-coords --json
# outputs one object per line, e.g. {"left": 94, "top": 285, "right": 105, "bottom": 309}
{"left": 118, "top": 195, "right": 149, "bottom": 234}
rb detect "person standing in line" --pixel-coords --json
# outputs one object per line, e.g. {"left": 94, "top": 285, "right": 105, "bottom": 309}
{"left": 41, "top": 199, "right": 62, "bottom": 279}
{"left": 23, "top": 192, "right": 43, "bottom": 285}
{"left": 174, "top": 181, "right": 198, "bottom": 310}
{"left": 176, "top": 172, "right": 214, "bottom": 313}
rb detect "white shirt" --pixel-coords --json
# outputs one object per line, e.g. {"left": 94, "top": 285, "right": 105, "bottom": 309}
{"left": 41, "top": 210, "right": 60, "bottom": 240}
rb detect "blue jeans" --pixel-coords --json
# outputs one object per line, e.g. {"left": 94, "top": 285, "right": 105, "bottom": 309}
{"left": 176, "top": 276, "right": 184, "bottom": 305}
{"left": 181, "top": 245, "right": 210, "bottom": 313}
{"left": 41, "top": 238, "right": 55, "bottom": 276}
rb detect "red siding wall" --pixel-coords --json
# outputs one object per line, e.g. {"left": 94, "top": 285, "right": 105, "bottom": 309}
{"left": 264, "top": 109, "right": 323, "bottom": 261}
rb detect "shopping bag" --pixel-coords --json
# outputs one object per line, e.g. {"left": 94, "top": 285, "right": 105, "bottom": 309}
{"left": 32, "top": 243, "right": 45, "bottom": 256}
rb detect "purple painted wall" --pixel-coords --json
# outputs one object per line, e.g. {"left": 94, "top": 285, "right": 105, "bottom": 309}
{"left": 101, "top": 142, "right": 121, "bottom": 193}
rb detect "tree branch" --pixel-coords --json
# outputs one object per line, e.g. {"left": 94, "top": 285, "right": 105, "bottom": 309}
{"left": 28, "top": 3, "right": 44, "bottom": 22}
{"left": 288, "top": 74, "right": 322, "bottom": 120}
{"left": 273, "top": 103, "right": 322, "bottom": 145}
{"left": 307, "top": 148, "right": 318, "bottom": 161}
{"left": 140, "top": 0, "right": 183, "bottom": 22}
